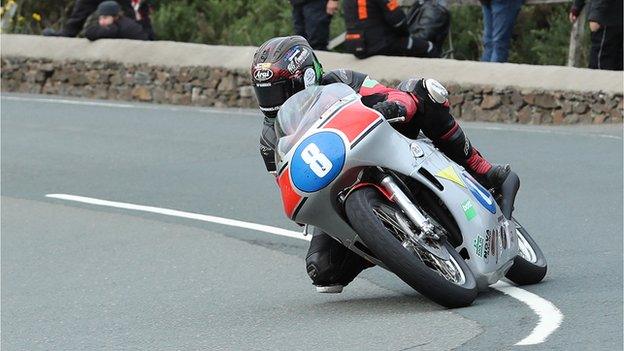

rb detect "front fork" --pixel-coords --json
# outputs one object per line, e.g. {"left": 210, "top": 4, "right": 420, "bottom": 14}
{"left": 378, "top": 175, "right": 438, "bottom": 240}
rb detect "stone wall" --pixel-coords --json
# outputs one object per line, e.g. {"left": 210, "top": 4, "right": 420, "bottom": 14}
{"left": 2, "top": 56, "right": 621, "bottom": 124}
{"left": 1, "top": 57, "right": 257, "bottom": 109}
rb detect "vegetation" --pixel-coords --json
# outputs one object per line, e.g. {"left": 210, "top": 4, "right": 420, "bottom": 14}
{"left": 2, "top": 0, "right": 588, "bottom": 66}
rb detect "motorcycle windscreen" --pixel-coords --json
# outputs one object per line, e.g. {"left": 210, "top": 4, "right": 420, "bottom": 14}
{"left": 275, "top": 83, "right": 356, "bottom": 158}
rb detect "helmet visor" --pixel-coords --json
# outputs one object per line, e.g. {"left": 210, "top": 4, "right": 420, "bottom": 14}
{"left": 254, "top": 79, "right": 304, "bottom": 117}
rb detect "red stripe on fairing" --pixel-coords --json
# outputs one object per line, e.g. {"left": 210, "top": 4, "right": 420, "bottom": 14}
{"left": 323, "top": 101, "right": 382, "bottom": 142}
{"left": 277, "top": 167, "right": 303, "bottom": 219}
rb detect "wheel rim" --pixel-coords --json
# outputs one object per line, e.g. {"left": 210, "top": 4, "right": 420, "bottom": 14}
{"left": 516, "top": 228, "right": 538, "bottom": 263}
{"left": 372, "top": 204, "right": 466, "bottom": 286}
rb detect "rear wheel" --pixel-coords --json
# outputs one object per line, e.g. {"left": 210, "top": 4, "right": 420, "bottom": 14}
{"left": 345, "top": 187, "right": 477, "bottom": 308}
{"left": 505, "top": 219, "right": 547, "bottom": 285}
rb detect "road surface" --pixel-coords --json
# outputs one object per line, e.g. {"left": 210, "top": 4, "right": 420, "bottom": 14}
{"left": 1, "top": 93, "right": 622, "bottom": 350}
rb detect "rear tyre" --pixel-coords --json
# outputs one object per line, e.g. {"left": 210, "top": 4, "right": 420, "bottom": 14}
{"left": 345, "top": 187, "right": 477, "bottom": 308}
{"left": 505, "top": 219, "right": 547, "bottom": 285}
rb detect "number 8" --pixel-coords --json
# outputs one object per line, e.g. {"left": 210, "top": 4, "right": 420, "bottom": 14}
{"left": 301, "top": 143, "right": 333, "bottom": 178}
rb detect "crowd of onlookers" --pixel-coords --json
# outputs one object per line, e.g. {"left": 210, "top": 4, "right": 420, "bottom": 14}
{"left": 291, "top": 0, "right": 622, "bottom": 70}
{"left": 41, "top": 0, "right": 622, "bottom": 71}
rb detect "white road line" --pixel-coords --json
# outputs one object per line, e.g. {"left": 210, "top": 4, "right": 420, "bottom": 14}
{"left": 1, "top": 95, "right": 260, "bottom": 116}
{"left": 45, "top": 194, "right": 309, "bottom": 242}
{"left": 464, "top": 124, "right": 622, "bottom": 141}
{"left": 492, "top": 281, "right": 564, "bottom": 345}
{"left": 45, "top": 193, "right": 562, "bottom": 346}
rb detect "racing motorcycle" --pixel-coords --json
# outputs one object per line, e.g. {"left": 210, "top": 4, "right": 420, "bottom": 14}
{"left": 274, "top": 83, "right": 547, "bottom": 308}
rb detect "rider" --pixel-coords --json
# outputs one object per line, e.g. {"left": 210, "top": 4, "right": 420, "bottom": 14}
{"left": 252, "top": 36, "right": 511, "bottom": 293}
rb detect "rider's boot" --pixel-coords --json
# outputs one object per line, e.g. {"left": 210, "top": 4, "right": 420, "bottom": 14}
{"left": 436, "top": 120, "right": 511, "bottom": 190}
{"left": 305, "top": 229, "right": 374, "bottom": 293}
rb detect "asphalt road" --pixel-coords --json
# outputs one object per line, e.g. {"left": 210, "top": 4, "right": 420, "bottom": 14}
{"left": 1, "top": 93, "right": 622, "bottom": 350}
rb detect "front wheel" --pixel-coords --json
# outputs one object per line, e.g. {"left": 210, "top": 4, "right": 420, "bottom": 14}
{"left": 345, "top": 187, "right": 477, "bottom": 308}
{"left": 504, "top": 219, "right": 547, "bottom": 285}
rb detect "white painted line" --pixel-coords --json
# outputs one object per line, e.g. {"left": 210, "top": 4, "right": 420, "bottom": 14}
{"left": 3, "top": 95, "right": 136, "bottom": 108}
{"left": 45, "top": 194, "right": 309, "bottom": 242}
{"left": 492, "top": 281, "right": 563, "bottom": 345}
{"left": 464, "top": 124, "right": 622, "bottom": 141}
{"left": 46, "top": 193, "right": 561, "bottom": 345}
{"left": 1, "top": 95, "right": 260, "bottom": 116}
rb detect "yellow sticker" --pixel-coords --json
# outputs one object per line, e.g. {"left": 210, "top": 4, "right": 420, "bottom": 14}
{"left": 436, "top": 166, "right": 465, "bottom": 188}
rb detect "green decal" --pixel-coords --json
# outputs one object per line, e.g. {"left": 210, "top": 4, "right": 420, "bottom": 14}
{"left": 473, "top": 235, "right": 485, "bottom": 258}
{"left": 362, "top": 77, "right": 379, "bottom": 88}
{"left": 461, "top": 199, "right": 477, "bottom": 221}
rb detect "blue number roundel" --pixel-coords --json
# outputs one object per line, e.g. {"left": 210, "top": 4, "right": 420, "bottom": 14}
{"left": 291, "top": 131, "right": 346, "bottom": 193}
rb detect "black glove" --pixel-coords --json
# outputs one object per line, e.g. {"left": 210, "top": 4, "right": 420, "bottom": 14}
{"left": 372, "top": 101, "right": 406, "bottom": 120}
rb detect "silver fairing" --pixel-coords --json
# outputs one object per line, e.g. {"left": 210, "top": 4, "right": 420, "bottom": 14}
{"left": 276, "top": 84, "right": 518, "bottom": 290}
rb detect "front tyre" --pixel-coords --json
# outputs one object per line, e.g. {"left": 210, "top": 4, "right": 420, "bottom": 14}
{"left": 345, "top": 187, "right": 477, "bottom": 308}
{"left": 505, "top": 219, "right": 547, "bottom": 285}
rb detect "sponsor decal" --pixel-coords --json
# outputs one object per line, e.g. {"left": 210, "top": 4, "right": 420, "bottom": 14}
{"left": 436, "top": 166, "right": 465, "bottom": 188}
{"left": 473, "top": 220, "right": 514, "bottom": 262}
{"left": 285, "top": 46, "right": 310, "bottom": 73}
{"left": 473, "top": 235, "right": 488, "bottom": 260}
{"left": 303, "top": 67, "right": 316, "bottom": 87}
{"left": 255, "top": 63, "right": 272, "bottom": 69}
{"left": 291, "top": 131, "right": 346, "bottom": 193}
{"left": 461, "top": 199, "right": 477, "bottom": 221}
{"left": 488, "top": 228, "right": 497, "bottom": 261}
{"left": 462, "top": 171, "right": 496, "bottom": 214}
{"left": 253, "top": 69, "right": 273, "bottom": 82}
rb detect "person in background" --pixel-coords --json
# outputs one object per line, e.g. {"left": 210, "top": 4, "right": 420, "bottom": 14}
{"left": 42, "top": 0, "right": 154, "bottom": 40}
{"left": 480, "top": 0, "right": 523, "bottom": 63}
{"left": 84, "top": 1, "right": 148, "bottom": 41}
{"left": 342, "top": 0, "right": 437, "bottom": 59}
{"left": 290, "top": 0, "right": 339, "bottom": 50}
{"left": 569, "top": 0, "right": 623, "bottom": 70}
{"left": 130, "top": 0, "right": 155, "bottom": 40}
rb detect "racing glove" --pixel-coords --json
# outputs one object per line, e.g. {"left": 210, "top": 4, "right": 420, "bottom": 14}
{"left": 372, "top": 101, "right": 407, "bottom": 120}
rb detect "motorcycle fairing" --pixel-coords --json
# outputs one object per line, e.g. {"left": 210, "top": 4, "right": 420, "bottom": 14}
{"left": 275, "top": 84, "right": 518, "bottom": 288}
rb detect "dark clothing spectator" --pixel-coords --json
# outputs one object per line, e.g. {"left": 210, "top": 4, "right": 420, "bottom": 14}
{"left": 85, "top": 2, "right": 148, "bottom": 41}
{"left": 290, "top": 0, "right": 335, "bottom": 50}
{"left": 130, "top": 0, "right": 155, "bottom": 40}
{"left": 570, "top": 0, "right": 623, "bottom": 70}
{"left": 480, "top": 0, "right": 523, "bottom": 63}
{"left": 42, "top": 0, "right": 154, "bottom": 40}
{"left": 85, "top": 16, "right": 148, "bottom": 41}
{"left": 342, "top": 0, "right": 435, "bottom": 59}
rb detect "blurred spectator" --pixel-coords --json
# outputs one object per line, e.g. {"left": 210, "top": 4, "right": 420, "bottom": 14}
{"left": 342, "top": 0, "right": 436, "bottom": 59}
{"left": 43, "top": 0, "right": 154, "bottom": 40}
{"left": 480, "top": 0, "right": 523, "bottom": 63}
{"left": 130, "top": 0, "right": 155, "bottom": 40}
{"left": 290, "top": 0, "right": 338, "bottom": 50}
{"left": 569, "top": 0, "right": 622, "bottom": 70}
{"left": 85, "top": 1, "right": 148, "bottom": 41}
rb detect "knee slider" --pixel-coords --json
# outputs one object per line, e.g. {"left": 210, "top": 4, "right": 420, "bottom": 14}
{"left": 305, "top": 251, "right": 338, "bottom": 285}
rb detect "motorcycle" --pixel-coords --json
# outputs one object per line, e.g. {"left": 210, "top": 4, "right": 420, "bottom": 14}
{"left": 273, "top": 83, "right": 547, "bottom": 308}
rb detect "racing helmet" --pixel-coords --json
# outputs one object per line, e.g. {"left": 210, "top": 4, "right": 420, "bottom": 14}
{"left": 251, "top": 36, "right": 324, "bottom": 118}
